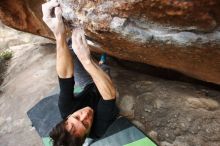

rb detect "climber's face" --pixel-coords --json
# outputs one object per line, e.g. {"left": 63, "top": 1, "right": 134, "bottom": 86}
{"left": 65, "top": 107, "right": 94, "bottom": 137}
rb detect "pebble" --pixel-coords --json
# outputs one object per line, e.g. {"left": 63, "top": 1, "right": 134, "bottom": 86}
{"left": 119, "top": 95, "right": 135, "bottom": 117}
{"left": 181, "top": 123, "right": 185, "bottom": 128}
{"left": 160, "top": 141, "right": 172, "bottom": 146}
{"left": 187, "top": 117, "right": 192, "bottom": 122}
{"left": 186, "top": 97, "right": 219, "bottom": 110}
{"left": 148, "top": 130, "right": 158, "bottom": 140}
{"left": 132, "top": 120, "right": 145, "bottom": 131}
{"left": 206, "top": 128, "right": 211, "bottom": 133}
{"left": 144, "top": 108, "right": 151, "bottom": 112}
{"left": 30, "top": 127, "right": 35, "bottom": 131}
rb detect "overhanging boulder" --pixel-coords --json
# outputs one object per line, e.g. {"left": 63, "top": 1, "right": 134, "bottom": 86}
{"left": 0, "top": 0, "right": 220, "bottom": 84}
{"left": 0, "top": 0, "right": 53, "bottom": 38}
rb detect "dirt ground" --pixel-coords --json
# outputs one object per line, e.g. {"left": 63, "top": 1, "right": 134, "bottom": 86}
{"left": 114, "top": 65, "right": 220, "bottom": 146}
{"left": 0, "top": 25, "right": 220, "bottom": 146}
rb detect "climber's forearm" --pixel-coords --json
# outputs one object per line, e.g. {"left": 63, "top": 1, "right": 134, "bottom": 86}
{"left": 71, "top": 28, "right": 115, "bottom": 99}
{"left": 83, "top": 58, "right": 116, "bottom": 100}
{"left": 42, "top": 0, "right": 72, "bottom": 78}
{"left": 56, "top": 36, "right": 74, "bottom": 78}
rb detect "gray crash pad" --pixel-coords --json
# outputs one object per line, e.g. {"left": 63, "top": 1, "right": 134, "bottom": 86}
{"left": 27, "top": 88, "right": 157, "bottom": 146}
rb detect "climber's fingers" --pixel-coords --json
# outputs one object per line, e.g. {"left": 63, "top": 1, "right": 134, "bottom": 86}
{"left": 55, "top": 6, "right": 62, "bottom": 21}
{"left": 41, "top": 0, "right": 66, "bottom": 37}
{"left": 80, "top": 29, "right": 88, "bottom": 47}
{"left": 42, "top": 0, "right": 59, "bottom": 19}
{"left": 72, "top": 28, "right": 83, "bottom": 46}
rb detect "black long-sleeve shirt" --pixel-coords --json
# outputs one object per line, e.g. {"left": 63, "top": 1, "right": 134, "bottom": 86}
{"left": 58, "top": 76, "right": 118, "bottom": 139}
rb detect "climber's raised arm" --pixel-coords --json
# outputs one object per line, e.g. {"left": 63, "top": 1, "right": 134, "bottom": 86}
{"left": 71, "top": 29, "right": 116, "bottom": 100}
{"left": 42, "top": 0, "right": 73, "bottom": 78}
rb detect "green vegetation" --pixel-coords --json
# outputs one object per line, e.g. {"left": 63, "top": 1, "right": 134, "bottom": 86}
{"left": 0, "top": 50, "right": 13, "bottom": 60}
{"left": 0, "top": 49, "right": 13, "bottom": 85}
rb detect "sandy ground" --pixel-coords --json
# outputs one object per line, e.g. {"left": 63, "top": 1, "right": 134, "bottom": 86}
{"left": 0, "top": 24, "right": 57, "bottom": 146}
{"left": 0, "top": 24, "right": 220, "bottom": 146}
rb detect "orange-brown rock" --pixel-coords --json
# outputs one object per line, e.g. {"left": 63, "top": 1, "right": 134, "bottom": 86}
{"left": 0, "top": 0, "right": 220, "bottom": 84}
{"left": 0, "top": 0, "right": 53, "bottom": 38}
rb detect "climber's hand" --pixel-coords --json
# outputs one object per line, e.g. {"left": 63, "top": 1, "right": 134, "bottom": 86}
{"left": 42, "top": 0, "right": 65, "bottom": 39}
{"left": 71, "top": 28, "right": 91, "bottom": 65}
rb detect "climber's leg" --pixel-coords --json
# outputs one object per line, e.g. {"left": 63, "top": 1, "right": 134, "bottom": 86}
{"left": 67, "top": 38, "right": 93, "bottom": 89}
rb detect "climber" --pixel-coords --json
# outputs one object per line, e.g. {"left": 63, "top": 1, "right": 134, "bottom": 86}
{"left": 42, "top": 0, "right": 118, "bottom": 146}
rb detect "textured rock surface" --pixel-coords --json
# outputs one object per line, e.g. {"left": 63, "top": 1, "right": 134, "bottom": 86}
{"left": 114, "top": 65, "right": 220, "bottom": 146}
{"left": 0, "top": 0, "right": 53, "bottom": 38}
{"left": 0, "top": 0, "right": 220, "bottom": 84}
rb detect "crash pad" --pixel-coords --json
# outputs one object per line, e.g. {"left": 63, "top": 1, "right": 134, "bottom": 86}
{"left": 90, "top": 117, "right": 157, "bottom": 146}
{"left": 27, "top": 87, "right": 157, "bottom": 146}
